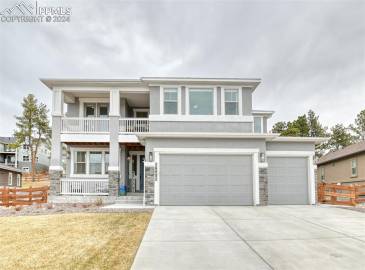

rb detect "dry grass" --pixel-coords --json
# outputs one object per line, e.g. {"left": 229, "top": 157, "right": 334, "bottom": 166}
{"left": 21, "top": 180, "right": 50, "bottom": 188}
{"left": 0, "top": 212, "right": 152, "bottom": 270}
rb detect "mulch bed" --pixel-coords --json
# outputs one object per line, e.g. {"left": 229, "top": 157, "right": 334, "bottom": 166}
{"left": 0, "top": 203, "right": 153, "bottom": 217}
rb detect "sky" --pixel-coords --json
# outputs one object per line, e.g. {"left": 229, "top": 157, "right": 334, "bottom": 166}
{"left": 0, "top": 0, "right": 364, "bottom": 136}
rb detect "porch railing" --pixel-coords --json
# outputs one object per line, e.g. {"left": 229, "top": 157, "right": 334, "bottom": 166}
{"left": 61, "top": 117, "right": 109, "bottom": 133}
{"left": 119, "top": 118, "right": 149, "bottom": 133}
{"left": 60, "top": 178, "right": 109, "bottom": 195}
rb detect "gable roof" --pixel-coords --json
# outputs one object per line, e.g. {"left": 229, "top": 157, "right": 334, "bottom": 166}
{"left": 0, "top": 164, "right": 22, "bottom": 173}
{"left": 317, "top": 140, "right": 365, "bottom": 165}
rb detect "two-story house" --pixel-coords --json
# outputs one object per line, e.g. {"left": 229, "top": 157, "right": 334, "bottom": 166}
{"left": 43, "top": 77, "right": 326, "bottom": 206}
{"left": 0, "top": 136, "right": 50, "bottom": 172}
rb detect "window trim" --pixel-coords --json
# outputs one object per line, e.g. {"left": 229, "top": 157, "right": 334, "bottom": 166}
{"left": 70, "top": 147, "right": 109, "bottom": 178}
{"left": 16, "top": 174, "right": 21, "bottom": 186}
{"left": 221, "top": 87, "right": 242, "bottom": 115}
{"left": 159, "top": 86, "right": 181, "bottom": 115}
{"left": 351, "top": 158, "right": 357, "bottom": 177}
{"left": 8, "top": 172, "right": 12, "bottom": 185}
{"left": 186, "top": 86, "right": 217, "bottom": 116}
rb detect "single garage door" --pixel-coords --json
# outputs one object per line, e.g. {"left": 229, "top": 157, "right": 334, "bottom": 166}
{"left": 267, "top": 157, "right": 309, "bottom": 205}
{"left": 159, "top": 154, "right": 253, "bottom": 205}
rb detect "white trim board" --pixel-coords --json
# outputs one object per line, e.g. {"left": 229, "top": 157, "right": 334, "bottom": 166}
{"left": 266, "top": 150, "right": 315, "bottom": 205}
{"left": 153, "top": 148, "right": 260, "bottom": 206}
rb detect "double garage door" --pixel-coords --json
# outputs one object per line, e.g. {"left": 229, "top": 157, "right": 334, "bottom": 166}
{"left": 159, "top": 154, "right": 253, "bottom": 205}
{"left": 158, "top": 153, "right": 310, "bottom": 206}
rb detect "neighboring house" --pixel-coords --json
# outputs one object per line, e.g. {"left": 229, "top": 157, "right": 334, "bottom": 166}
{"left": 0, "top": 164, "right": 22, "bottom": 187}
{"left": 43, "top": 77, "right": 326, "bottom": 205}
{"left": 317, "top": 141, "right": 365, "bottom": 185}
{"left": 0, "top": 136, "right": 50, "bottom": 173}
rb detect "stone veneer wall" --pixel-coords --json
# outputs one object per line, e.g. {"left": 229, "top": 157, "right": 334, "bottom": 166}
{"left": 144, "top": 164, "right": 156, "bottom": 205}
{"left": 108, "top": 170, "right": 119, "bottom": 197}
{"left": 259, "top": 168, "right": 268, "bottom": 206}
{"left": 49, "top": 170, "right": 62, "bottom": 196}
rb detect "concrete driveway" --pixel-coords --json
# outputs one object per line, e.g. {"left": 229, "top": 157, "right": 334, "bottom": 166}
{"left": 132, "top": 205, "right": 365, "bottom": 270}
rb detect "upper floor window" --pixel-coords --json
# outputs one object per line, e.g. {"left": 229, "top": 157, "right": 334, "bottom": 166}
{"left": 23, "top": 155, "right": 29, "bottom": 162}
{"left": 351, "top": 158, "right": 357, "bottom": 177}
{"left": 163, "top": 88, "right": 178, "bottom": 114}
{"left": 224, "top": 89, "right": 239, "bottom": 115}
{"left": 85, "top": 103, "right": 109, "bottom": 118}
{"left": 188, "top": 88, "right": 214, "bottom": 115}
{"left": 254, "top": 116, "right": 263, "bottom": 133}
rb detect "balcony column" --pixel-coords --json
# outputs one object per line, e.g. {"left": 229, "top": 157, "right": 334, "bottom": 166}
{"left": 108, "top": 89, "right": 120, "bottom": 197}
{"left": 49, "top": 88, "right": 64, "bottom": 196}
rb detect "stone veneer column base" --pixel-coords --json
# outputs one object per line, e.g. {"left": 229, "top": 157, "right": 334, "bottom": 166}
{"left": 259, "top": 168, "right": 268, "bottom": 206}
{"left": 108, "top": 170, "right": 119, "bottom": 197}
{"left": 49, "top": 170, "right": 62, "bottom": 196}
{"left": 144, "top": 163, "right": 156, "bottom": 205}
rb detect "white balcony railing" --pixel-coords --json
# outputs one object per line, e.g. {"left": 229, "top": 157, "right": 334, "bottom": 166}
{"left": 61, "top": 117, "right": 109, "bottom": 133}
{"left": 119, "top": 118, "right": 149, "bottom": 133}
{"left": 60, "top": 178, "right": 109, "bottom": 195}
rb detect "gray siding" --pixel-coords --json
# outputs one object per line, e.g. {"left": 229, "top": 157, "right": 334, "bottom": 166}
{"left": 120, "top": 98, "right": 131, "bottom": 117}
{"left": 150, "top": 121, "right": 253, "bottom": 133}
{"left": 242, "top": 88, "right": 253, "bottom": 115}
{"left": 65, "top": 98, "right": 79, "bottom": 117}
{"left": 159, "top": 154, "right": 253, "bottom": 205}
{"left": 266, "top": 142, "right": 315, "bottom": 152}
{"left": 145, "top": 138, "right": 266, "bottom": 156}
{"left": 149, "top": 86, "right": 160, "bottom": 115}
{"left": 267, "top": 157, "right": 309, "bottom": 204}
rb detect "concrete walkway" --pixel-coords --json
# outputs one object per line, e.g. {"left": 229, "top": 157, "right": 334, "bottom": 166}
{"left": 132, "top": 205, "right": 365, "bottom": 270}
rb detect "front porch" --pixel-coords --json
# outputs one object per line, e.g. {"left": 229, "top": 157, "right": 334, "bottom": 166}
{"left": 50, "top": 142, "right": 151, "bottom": 204}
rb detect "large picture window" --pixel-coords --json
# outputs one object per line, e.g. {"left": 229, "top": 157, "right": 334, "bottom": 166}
{"left": 89, "top": 152, "right": 102, "bottom": 174}
{"left": 163, "top": 88, "right": 178, "bottom": 114}
{"left": 84, "top": 103, "right": 109, "bottom": 117}
{"left": 224, "top": 89, "right": 239, "bottom": 115}
{"left": 189, "top": 88, "right": 214, "bottom": 115}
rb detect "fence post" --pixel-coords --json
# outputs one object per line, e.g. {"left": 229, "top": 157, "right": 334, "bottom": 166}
{"left": 29, "top": 186, "right": 32, "bottom": 205}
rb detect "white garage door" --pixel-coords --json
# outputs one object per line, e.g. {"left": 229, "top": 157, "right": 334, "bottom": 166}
{"left": 159, "top": 154, "right": 253, "bottom": 205}
{"left": 267, "top": 157, "right": 309, "bottom": 205}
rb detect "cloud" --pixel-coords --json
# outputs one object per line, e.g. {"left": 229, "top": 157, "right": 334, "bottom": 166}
{"left": 0, "top": 0, "right": 364, "bottom": 135}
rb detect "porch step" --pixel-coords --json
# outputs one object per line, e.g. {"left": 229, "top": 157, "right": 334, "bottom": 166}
{"left": 115, "top": 195, "right": 143, "bottom": 204}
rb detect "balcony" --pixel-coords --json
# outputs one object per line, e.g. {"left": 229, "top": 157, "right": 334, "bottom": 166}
{"left": 61, "top": 117, "right": 109, "bottom": 133}
{"left": 119, "top": 118, "right": 149, "bottom": 133}
{"left": 61, "top": 117, "right": 149, "bottom": 133}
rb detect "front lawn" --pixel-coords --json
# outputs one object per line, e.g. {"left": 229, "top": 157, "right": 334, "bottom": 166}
{"left": 0, "top": 212, "right": 152, "bottom": 270}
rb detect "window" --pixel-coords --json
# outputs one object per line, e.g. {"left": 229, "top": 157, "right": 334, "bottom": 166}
{"left": 72, "top": 149, "right": 109, "bottom": 176}
{"left": 104, "top": 152, "right": 109, "bottom": 174}
{"left": 23, "top": 155, "right": 29, "bottom": 162}
{"left": 254, "top": 117, "right": 262, "bottom": 133}
{"left": 84, "top": 103, "right": 109, "bottom": 117}
{"left": 74, "top": 151, "right": 86, "bottom": 174}
{"left": 8, "top": 173, "right": 12, "bottom": 185}
{"left": 22, "top": 167, "right": 29, "bottom": 172}
{"left": 320, "top": 167, "right": 325, "bottom": 181}
{"left": 16, "top": 174, "right": 21, "bottom": 186}
{"left": 89, "top": 151, "right": 102, "bottom": 175}
{"left": 224, "top": 89, "right": 239, "bottom": 115}
{"left": 85, "top": 104, "right": 96, "bottom": 117}
{"left": 23, "top": 144, "right": 29, "bottom": 150}
{"left": 163, "top": 88, "right": 178, "bottom": 114}
{"left": 189, "top": 88, "right": 214, "bottom": 115}
{"left": 351, "top": 159, "right": 357, "bottom": 177}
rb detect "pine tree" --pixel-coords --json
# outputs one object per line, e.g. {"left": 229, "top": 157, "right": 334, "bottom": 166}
{"left": 13, "top": 94, "right": 51, "bottom": 181}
